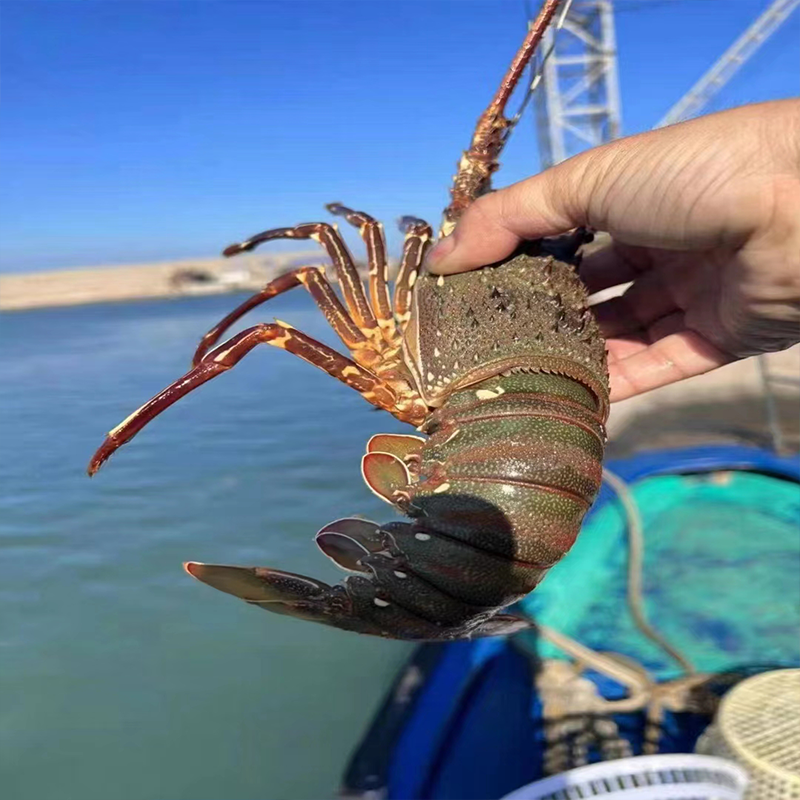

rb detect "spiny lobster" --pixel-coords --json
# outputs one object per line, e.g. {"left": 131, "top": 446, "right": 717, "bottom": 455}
{"left": 88, "top": 0, "right": 609, "bottom": 640}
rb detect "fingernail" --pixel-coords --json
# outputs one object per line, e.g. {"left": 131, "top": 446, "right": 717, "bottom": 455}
{"left": 425, "top": 234, "right": 456, "bottom": 267}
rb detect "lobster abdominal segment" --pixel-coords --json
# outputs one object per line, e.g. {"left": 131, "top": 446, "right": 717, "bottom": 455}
{"left": 184, "top": 372, "right": 604, "bottom": 641}
{"left": 393, "top": 372, "right": 605, "bottom": 602}
{"left": 285, "top": 371, "right": 607, "bottom": 639}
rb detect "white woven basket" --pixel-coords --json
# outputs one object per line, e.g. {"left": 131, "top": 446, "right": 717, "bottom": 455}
{"left": 697, "top": 668, "right": 800, "bottom": 800}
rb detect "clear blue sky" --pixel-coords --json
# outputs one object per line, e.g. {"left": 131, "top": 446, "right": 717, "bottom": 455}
{"left": 1, "top": 0, "right": 797, "bottom": 273}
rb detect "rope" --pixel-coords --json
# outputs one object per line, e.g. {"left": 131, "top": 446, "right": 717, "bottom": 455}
{"left": 537, "top": 623, "right": 651, "bottom": 712}
{"left": 602, "top": 467, "right": 697, "bottom": 675}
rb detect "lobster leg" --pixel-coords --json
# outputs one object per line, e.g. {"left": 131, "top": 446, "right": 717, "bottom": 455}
{"left": 88, "top": 323, "right": 399, "bottom": 475}
{"left": 224, "top": 222, "right": 379, "bottom": 338}
{"left": 322, "top": 207, "right": 434, "bottom": 341}
{"left": 191, "top": 266, "right": 371, "bottom": 366}
{"left": 394, "top": 217, "right": 434, "bottom": 327}
{"left": 325, "top": 203, "right": 395, "bottom": 338}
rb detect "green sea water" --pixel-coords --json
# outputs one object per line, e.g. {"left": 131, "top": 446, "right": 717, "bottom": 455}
{"left": 0, "top": 293, "right": 413, "bottom": 800}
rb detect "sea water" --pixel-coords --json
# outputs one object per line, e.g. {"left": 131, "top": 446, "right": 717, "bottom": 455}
{"left": 0, "top": 292, "right": 412, "bottom": 800}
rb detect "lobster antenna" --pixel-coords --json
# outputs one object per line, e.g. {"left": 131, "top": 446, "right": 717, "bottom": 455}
{"left": 440, "top": 0, "right": 567, "bottom": 237}
{"left": 503, "top": 0, "right": 575, "bottom": 142}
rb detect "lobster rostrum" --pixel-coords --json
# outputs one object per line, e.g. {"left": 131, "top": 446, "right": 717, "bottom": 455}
{"left": 88, "top": 0, "right": 609, "bottom": 641}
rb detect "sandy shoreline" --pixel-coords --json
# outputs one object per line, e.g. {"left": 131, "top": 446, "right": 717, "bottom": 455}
{"left": 1, "top": 235, "right": 612, "bottom": 313}
{"left": 0, "top": 251, "right": 323, "bottom": 312}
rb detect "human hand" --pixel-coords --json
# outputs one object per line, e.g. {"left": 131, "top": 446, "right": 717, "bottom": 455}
{"left": 427, "top": 100, "right": 800, "bottom": 402}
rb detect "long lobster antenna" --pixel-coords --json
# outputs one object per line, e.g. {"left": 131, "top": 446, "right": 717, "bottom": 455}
{"left": 440, "top": 0, "right": 565, "bottom": 237}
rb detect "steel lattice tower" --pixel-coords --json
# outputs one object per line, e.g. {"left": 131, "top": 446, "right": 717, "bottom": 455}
{"left": 534, "top": 0, "right": 622, "bottom": 169}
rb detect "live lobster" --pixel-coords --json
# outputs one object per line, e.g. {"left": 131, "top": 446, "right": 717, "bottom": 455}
{"left": 88, "top": 0, "right": 609, "bottom": 640}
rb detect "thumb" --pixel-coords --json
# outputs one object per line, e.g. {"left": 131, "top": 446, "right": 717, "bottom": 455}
{"left": 426, "top": 159, "right": 594, "bottom": 275}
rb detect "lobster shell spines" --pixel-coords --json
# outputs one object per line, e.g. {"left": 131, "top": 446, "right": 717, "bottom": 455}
{"left": 407, "top": 246, "right": 609, "bottom": 416}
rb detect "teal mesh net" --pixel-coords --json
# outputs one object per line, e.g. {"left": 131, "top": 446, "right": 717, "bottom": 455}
{"left": 521, "top": 470, "right": 800, "bottom": 680}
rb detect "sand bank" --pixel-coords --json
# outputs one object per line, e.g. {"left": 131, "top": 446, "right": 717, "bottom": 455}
{"left": 0, "top": 251, "right": 322, "bottom": 312}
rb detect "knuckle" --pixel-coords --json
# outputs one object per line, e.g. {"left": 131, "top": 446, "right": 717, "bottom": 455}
{"left": 466, "top": 194, "right": 501, "bottom": 231}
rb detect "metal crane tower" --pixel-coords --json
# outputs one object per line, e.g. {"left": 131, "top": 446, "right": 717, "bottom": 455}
{"left": 533, "top": 0, "right": 798, "bottom": 164}
{"left": 533, "top": 0, "right": 622, "bottom": 169}
{"left": 656, "top": 0, "right": 800, "bottom": 128}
